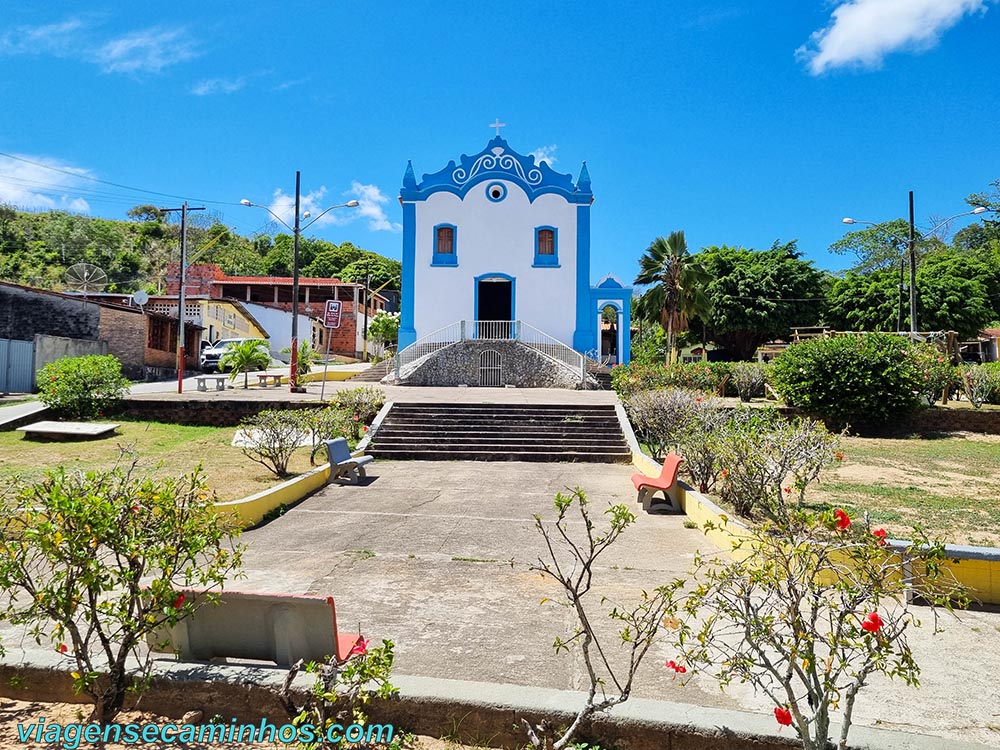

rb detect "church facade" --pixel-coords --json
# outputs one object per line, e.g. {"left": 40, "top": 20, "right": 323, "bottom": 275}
{"left": 398, "top": 135, "right": 631, "bottom": 365}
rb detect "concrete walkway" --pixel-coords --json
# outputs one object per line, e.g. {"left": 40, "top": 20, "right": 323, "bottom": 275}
{"left": 0, "top": 398, "right": 47, "bottom": 430}
{"left": 238, "top": 460, "right": 1000, "bottom": 747}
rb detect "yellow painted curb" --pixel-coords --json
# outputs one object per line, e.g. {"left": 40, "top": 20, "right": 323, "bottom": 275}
{"left": 211, "top": 463, "right": 331, "bottom": 528}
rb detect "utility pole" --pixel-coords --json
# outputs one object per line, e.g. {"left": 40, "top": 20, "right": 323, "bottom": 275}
{"left": 897, "top": 258, "right": 905, "bottom": 333}
{"left": 159, "top": 202, "right": 205, "bottom": 393}
{"left": 362, "top": 257, "right": 371, "bottom": 361}
{"left": 908, "top": 190, "right": 917, "bottom": 336}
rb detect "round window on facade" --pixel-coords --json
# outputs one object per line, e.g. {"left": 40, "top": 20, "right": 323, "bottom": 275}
{"left": 485, "top": 182, "right": 507, "bottom": 202}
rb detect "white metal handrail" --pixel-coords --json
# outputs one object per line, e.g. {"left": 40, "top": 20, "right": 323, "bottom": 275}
{"left": 514, "top": 320, "right": 586, "bottom": 383}
{"left": 393, "top": 320, "right": 463, "bottom": 379}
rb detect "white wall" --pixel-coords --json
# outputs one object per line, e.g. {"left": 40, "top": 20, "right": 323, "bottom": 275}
{"left": 412, "top": 180, "right": 578, "bottom": 346}
{"left": 242, "top": 303, "right": 311, "bottom": 361}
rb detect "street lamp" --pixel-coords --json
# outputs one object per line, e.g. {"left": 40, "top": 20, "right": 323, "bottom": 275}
{"left": 241, "top": 172, "right": 359, "bottom": 392}
{"left": 841, "top": 193, "right": 988, "bottom": 335}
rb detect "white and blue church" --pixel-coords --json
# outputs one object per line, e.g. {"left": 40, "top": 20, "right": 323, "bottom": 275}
{"left": 396, "top": 133, "right": 631, "bottom": 386}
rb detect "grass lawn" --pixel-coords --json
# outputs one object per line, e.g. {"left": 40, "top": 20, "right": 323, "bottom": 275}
{"left": 807, "top": 432, "right": 1000, "bottom": 547}
{"left": 0, "top": 420, "right": 315, "bottom": 502}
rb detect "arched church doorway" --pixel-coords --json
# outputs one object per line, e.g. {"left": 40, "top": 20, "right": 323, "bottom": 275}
{"left": 600, "top": 303, "right": 620, "bottom": 364}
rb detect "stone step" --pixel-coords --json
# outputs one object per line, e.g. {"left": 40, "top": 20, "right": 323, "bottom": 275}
{"left": 386, "top": 405, "right": 617, "bottom": 416}
{"left": 376, "top": 426, "right": 625, "bottom": 437}
{"left": 366, "top": 448, "right": 632, "bottom": 463}
{"left": 373, "top": 436, "right": 628, "bottom": 448}
{"left": 380, "top": 417, "right": 621, "bottom": 428}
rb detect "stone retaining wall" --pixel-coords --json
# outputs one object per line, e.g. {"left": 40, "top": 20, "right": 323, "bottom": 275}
{"left": 402, "top": 340, "right": 588, "bottom": 389}
{"left": 120, "top": 398, "right": 326, "bottom": 426}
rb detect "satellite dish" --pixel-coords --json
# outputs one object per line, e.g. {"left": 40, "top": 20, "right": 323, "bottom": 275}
{"left": 132, "top": 290, "right": 150, "bottom": 306}
{"left": 65, "top": 263, "right": 109, "bottom": 295}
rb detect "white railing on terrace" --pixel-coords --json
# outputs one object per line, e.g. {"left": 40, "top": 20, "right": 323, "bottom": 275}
{"left": 393, "top": 320, "right": 586, "bottom": 384}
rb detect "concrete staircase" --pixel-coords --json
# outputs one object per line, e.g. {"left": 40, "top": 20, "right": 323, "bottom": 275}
{"left": 348, "top": 364, "right": 390, "bottom": 383}
{"left": 587, "top": 363, "right": 613, "bottom": 390}
{"left": 368, "top": 402, "right": 631, "bottom": 463}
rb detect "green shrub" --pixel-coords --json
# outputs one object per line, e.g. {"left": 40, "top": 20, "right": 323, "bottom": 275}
{"left": 332, "top": 386, "right": 386, "bottom": 426}
{"left": 984, "top": 362, "right": 1000, "bottom": 405}
{"left": 960, "top": 364, "right": 995, "bottom": 408}
{"left": 0, "top": 457, "right": 243, "bottom": 725}
{"left": 610, "top": 362, "right": 729, "bottom": 400}
{"left": 37, "top": 354, "right": 130, "bottom": 419}
{"left": 910, "top": 345, "right": 956, "bottom": 404}
{"left": 624, "top": 388, "right": 718, "bottom": 460}
{"left": 769, "top": 333, "right": 923, "bottom": 427}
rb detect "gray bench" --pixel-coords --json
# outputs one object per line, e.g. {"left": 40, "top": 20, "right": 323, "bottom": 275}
{"left": 257, "top": 374, "right": 283, "bottom": 387}
{"left": 326, "top": 437, "right": 374, "bottom": 484}
{"left": 17, "top": 421, "right": 120, "bottom": 440}
{"left": 196, "top": 376, "right": 228, "bottom": 392}
{"left": 147, "top": 590, "right": 362, "bottom": 667}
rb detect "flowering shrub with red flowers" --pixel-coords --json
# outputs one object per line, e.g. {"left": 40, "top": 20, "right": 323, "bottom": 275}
{"left": 910, "top": 344, "right": 958, "bottom": 405}
{"left": 610, "top": 361, "right": 730, "bottom": 400}
{"left": 661, "top": 508, "right": 966, "bottom": 750}
{"left": 36, "top": 354, "right": 131, "bottom": 420}
{"left": 0, "top": 455, "right": 244, "bottom": 725}
{"left": 280, "top": 636, "right": 398, "bottom": 749}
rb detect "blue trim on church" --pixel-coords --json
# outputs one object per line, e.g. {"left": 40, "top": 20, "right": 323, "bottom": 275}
{"left": 572, "top": 204, "right": 595, "bottom": 352}
{"left": 398, "top": 201, "right": 417, "bottom": 350}
{"left": 589, "top": 275, "right": 632, "bottom": 365}
{"left": 400, "top": 137, "right": 593, "bottom": 205}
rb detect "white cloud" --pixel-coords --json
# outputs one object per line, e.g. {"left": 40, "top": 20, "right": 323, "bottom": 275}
{"left": 264, "top": 182, "right": 400, "bottom": 234}
{"left": 0, "top": 153, "right": 92, "bottom": 213}
{"left": 528, "top": 145, "right": 558, "bottom": 166}
{"left": 191, "top": 76, "right": 247, "bottom": 96}
{"left": 798, "top": 0, "right": 993, "bottom": 74}
{"left": 347, "top": 182, "right": 402, "bottom": 233}
{"left": 0, "top": 18, "right": 199, "bottom": 75}
{"left": 95, "top": 27, "right": 198, "bottom": 74}
{"left": 0, "top": 18, "right": 85, "bottom": 57}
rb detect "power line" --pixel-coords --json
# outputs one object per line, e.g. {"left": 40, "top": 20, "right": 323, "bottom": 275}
{"left": 0, "top": 151, "right": 241, "bottom": 208}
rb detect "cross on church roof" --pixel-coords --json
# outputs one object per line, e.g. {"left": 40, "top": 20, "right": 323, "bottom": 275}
{"left": 490, "top": 118, "right": 506, "bottom": 136}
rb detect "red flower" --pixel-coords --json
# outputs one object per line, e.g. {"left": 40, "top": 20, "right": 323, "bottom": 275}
{"left": 131, "top": 504, "right": 140, "bottom": 515}
{"left": 695, "top": 397, "right": 703, "bottom": 402}
{"left": 721, "top": 469, "right": 727, "bottom": 478}
{"left": 834, "top": 451, "right": 845, "bottom": 462}
{"left": 774, "top": 706, "right": 792, "bottom": 726}
{"left": 349, "top": 637, "right": 370, "bottom": 656}
{"left": 665, "top": 659, "right": 687, "bottom": 680}
{"left": 833, "top": 508, "right": 851, "bottom": 531}
{"left": 861, "top": 611, "right": 884, "bottom": 633}
{"left": 172, "top": 593, "right": 186, "bottom": 609}
{"left": 57, "top": 643, "right": 68, "bottom": 654}
{"left": 872, "top": 528, "right": 887, "bottom": 545}
{"left": 783, "top": 486, "right": 792, "bottom": 495}
{"left": 363, "top": 425, "right": 369, "bottom": 432}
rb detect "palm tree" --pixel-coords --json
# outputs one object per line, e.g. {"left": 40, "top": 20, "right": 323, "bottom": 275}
{"left": 634, "top": 231, "right": 713, "bottom": 364}
{"left": 220, "top": 340, "right": 272, "bottom": 389}
{"left": 280, "top": 340, "right": 321, "bottom": 376}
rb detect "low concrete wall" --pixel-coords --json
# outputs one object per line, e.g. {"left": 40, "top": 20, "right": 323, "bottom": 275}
{"left": 120, "top": 398, "right": 326, "bottom": 426}
{"left": 0, "top": 653, "right": 989, "bottom": 750}
{"left": 33, "top": 334, "right": 106, "bottom": 373}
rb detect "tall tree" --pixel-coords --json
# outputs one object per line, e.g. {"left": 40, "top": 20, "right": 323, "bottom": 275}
{"left": 695, "top": 241, "right": 827, "bottom": 360}
{"left": 633, "top": 231, "right": 712, "bottom": 364}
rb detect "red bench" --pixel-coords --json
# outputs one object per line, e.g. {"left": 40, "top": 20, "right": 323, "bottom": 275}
{"left": 631, "top": 454, "right": 684, "bottom": 512}
{"left": 147, "top": 590, "right": 363, "bottom": 667}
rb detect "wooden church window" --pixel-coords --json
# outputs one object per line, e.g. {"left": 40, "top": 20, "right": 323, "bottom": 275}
{"left": 436, "top": 226, "right": 454, "bottom": 254}
{"left": 537, "top": 229, "right": 554, "bottom": 255}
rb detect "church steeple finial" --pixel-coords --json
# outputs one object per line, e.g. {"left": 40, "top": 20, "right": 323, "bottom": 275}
{"left": 402, "top": 160, "right": 417, "bottom": 190}
{"left": 576, "top": 161, "right": 592, "bottom": 193}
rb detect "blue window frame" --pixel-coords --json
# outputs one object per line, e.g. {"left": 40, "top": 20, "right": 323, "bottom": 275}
{"left": 432, "top": 223, "right": 458, "bottom": 266}
{"left": 533, "top": 226, "right": 559, "bottom": 267}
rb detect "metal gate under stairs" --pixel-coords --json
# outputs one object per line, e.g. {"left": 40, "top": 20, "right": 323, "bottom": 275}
{"left": 479, "top": 349, "right": 503, "bottom": 387}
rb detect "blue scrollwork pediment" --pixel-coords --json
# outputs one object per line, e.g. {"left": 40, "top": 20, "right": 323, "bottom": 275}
{"left": 400, "top": 137, "right": 592, "bottom": 204}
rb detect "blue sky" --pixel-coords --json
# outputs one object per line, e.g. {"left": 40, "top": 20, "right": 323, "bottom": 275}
{"left": 1, "top": 1, "right": 998, "bottom": 283}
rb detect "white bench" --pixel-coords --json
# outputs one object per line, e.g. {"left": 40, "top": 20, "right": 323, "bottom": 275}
{"left": 196, "top": 376, "right": 228, "bottom": 392}
{"left": 147, "top": 590, "right": 362, "bottom": 667}
{"left": 17, "top": 421, "right": 120, "bottom": 440}
{"left": 257, "top": 374, "right": 283, "bottom": 387}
